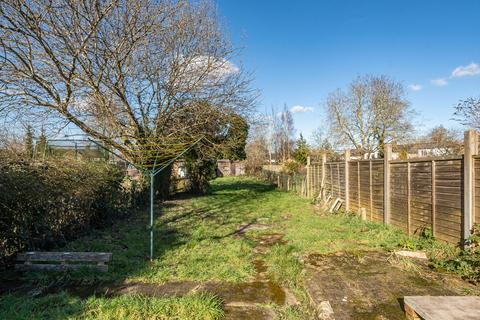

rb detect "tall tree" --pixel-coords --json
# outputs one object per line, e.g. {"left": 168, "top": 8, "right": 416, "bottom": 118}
{"left": 24, "top": 126, "right": 34, "bottom": 159}
{"left": 293, "top": 133, "right": 309, "bottom": 165}
{"left": 184, "top": 107, "right": 249, "bottom": 194}
{"left": 0, "top": 0, "right": 254, "bottom": 170}
{"left": 35, "top": 129, "right": 48, "bottom": 160}
{"left": 245, "top": 122, "right": 269, "bottom": 175}
{"left": 326, "top": 75, "right": 413, "bottom": 157}
{"left": 276, "top": 104, "right": 295, "bottom": 162}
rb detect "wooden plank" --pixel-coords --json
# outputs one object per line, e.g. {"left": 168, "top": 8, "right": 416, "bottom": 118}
{"left": 436, "top": 233, "right": 462, "bottom": 244}
{"left": 15, "top": 263, "right": 108, "bottom": 272}
{"left": 17, "top": 252, "right": 112, "bottom": 262}
{"left": 391, "top": 156, "right": 462, "bottom": 163}
{"left": 404, "top": 302, "right": 421, "bottom": 320}
{"left": 436, "top": 209, "right": 461, "bottom": 220}
{"left": 404, "top": 296, "right": 480, "bottom": 320}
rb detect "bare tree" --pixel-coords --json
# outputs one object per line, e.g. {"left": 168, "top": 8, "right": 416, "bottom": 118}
{"left": 310, "top": 126, "right": 333, "bottom": 159}
{"left": 453, "top": 97, "right": 480, "bottom": 129}
{"left": 275, "top": 104, "right": 295, "bottom": 162}
{"left": 325, "top": 75, "right": 413, "bottom": 157}
{"left": 420, "top": 125, "right": 463, "bottom": 156}
{"left": 245, "top": 122, "right": 269, "bottom": 174}
{"left": 0, "top": 0, "right": 255, "bottom": 168}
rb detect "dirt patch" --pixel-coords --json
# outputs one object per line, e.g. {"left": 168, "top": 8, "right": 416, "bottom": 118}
{"left": 304, "top": 251, "right": 476, "bottom": 320}
{"left": 75, "top": 280, "right": 284, "bottom": 306}
{"left": 253, "top": 259, "right": 268, "bottom": 278}
{"left": 223, "top": 304, "right": 275, "bottom": 320}
{"left": 249, "top": 233, "right": 286, "bottom": 254}
{"left": 201, "top": 281, "right": 285, "bottom": 305}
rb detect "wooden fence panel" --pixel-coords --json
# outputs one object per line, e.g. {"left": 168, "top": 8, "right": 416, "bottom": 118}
{"left": 359, "top": 161, "right": 371, "bottom": 216}
{"left": 349, "top": 161, "right": 359, "bottom": 212}
{"left": 264, "top": 131, "right": 479, "bottom": 246}
{"left": 475, "top": 157, "right": 480, "bottom": 226}
{"left": 371, "top": 161, "right": 384, "bottom": 222}
{"left": 325, "top": 163, "right": 333, "bottom": 198}
{"left": 339, "top": 163, "right": 346, "bottom": 200}
{"left": 332, "top": 163, "right": 340, "bottom": 198}
{"left": 310, "top": 164, "right": 322, "bottom": 198}
{"left": 409, "top": 161, "right": 432, "bottom": 234}
{"left": 435, "top": 159, "right": 462, "bottom": 244}
{"left": 390, "top": 162, "right": 409, "bottom": 232}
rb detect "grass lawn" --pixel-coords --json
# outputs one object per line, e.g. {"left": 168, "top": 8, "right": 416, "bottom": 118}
{"left": 0, "top": 176, "right": 466, "bottom": 319}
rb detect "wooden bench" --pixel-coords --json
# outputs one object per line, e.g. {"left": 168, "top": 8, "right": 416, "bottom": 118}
{"left": 404, "top": 296, "right": 480, "bottom": 320}
{"left": 16, "top": 252, "right": 112, "bottom": 272}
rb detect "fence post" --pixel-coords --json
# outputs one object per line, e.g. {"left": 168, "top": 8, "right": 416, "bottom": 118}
{"left": 464, "top": 129, "right": 478, "bottom": 246}
{"left": 383, "top": 144, "right": 392, "bottom": 225}
{"left": 306, "top": 156, "right": 311, "bottom": 198}
{"left": 344, "top": 150, "right": 350, "bottom": 211}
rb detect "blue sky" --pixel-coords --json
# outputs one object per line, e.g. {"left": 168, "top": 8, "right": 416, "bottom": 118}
{"left": 217, "top": 0, "right": 480, "bottom": 141}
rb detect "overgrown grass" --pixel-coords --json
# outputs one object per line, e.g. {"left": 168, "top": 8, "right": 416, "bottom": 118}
{"left": 1, "top": 177, "right": 476, "bottom": 319}
{"left": 0, "top": 292, "right": 224, "bottom": 320}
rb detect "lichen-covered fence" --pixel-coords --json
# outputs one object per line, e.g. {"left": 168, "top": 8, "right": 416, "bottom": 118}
{"left": 264, "top": 129, "right": 480, "bottom": 246}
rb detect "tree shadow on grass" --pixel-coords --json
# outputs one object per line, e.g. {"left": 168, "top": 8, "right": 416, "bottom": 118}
{"left": 208, "top": 179, "right": 276, "bottom": 194}
{"left": 0, "top": 178, "right": 278, "bottom": 318}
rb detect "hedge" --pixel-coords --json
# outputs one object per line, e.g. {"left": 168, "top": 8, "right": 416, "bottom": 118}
{"left": 0, "top": 153, "right": 144, "bottom": 269}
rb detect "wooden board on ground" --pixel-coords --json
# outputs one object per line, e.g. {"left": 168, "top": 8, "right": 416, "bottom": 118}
{"left": 404, "top": 296, "right": 480, "bottom": 320}
{"left": 16, "top": 252, "right": 112, "bottom": 272}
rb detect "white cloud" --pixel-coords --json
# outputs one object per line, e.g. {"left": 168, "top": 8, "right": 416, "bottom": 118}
{"left": 183, "top": 56, "right": 239, "bottom": 79}
{"left": 408, "top": 84, "right": 422, "bottom": 91}
{"left": 451, "top": 63, "right": 480, "bottom": 78}
{"left": 290, "top": 105, "right": 314, "bottom": 113}
{"left": 431, "top": 78, "right": 448, "bottom": 86}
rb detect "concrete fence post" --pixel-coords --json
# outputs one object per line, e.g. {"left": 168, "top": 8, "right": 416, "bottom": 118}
{"left": 344, "top": 150, "right": 350, "bottom": 211}
{"left": 383, "top": 144, "right": 392, "bottom": 225}
{"left": 463, "top": 129, "right": 478, "bottom": 246}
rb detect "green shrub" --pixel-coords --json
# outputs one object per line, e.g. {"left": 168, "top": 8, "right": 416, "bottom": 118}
{"left": 281, "top": 159, "right": 302, "bottom": 174}
{"left": 431, "top": 224, "right": 480, "bottom": 284}
{"left": 0, "top": 153, "right": 144, "bottom": 269}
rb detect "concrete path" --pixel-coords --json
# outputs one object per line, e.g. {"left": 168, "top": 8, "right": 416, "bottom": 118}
{"left": 304, "top": 251, "right": 476, "bottom": 319}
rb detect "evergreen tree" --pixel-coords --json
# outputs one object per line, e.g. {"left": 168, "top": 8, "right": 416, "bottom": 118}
{"left": 36, "top": 129, "right": 48, "bottom": 160}
{"left": 24, "top": 126, "right": 34, "bottom": 159}
{"left": 293, "top": 133, "right": 310, "bottom": 165}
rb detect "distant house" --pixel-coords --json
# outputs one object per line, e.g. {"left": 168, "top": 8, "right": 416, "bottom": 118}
{"left": 392, "top": 142, "right": 463, "bottom": 159}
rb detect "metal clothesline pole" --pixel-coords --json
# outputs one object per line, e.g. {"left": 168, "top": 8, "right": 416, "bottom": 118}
{"left": 146, "top": 136, "right": 205, "bottom": 260}
{"left": 89, "top": 136, "right": 206, "bottom": 261}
